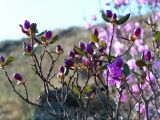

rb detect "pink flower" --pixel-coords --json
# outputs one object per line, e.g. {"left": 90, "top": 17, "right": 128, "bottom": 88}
{"left": 121, "top": 91, "right": 127, "bottom": 103}
{"left": 137, "top": 0, "right": 148, "bottom": 5}
{"left": 127, "top": 59, "right": 137, "bottom": 70}
{"left": 156, "top": 12, "right": 160, "bottom": 20}
{"left": 107, "top": 76, "right": 121, "bottom": 87}
{"left": 153, "top": 61, "right": 160, "bottom": 77}
{"left": 146, "top": 71, "right": 155, "bottom": 81}
{"left": 113, "top": 41, "right": 124, "bottom": 56}
{"left": 91, "top": 15, "right": 97, "bottom": 21}
{"left": 140, "top": 105, "right": 145, "bottom": 114}
{"left": 124, "top": 22, "right": 133, "bottom": 32}
{"left": 114, "top": 0, "right": 128, "bottom": 7}
{"left": 85, "top": 22, "right": 93, "bottom": 29}
{"left": 135, "top": 103, "right": 145, "bottom": 114}
{"left": 132, "top": 84, "right": 139, "bottom": 93}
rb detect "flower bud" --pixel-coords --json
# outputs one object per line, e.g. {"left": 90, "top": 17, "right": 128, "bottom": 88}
{"left": 98, "top": 48, "right": 104, "bottom": 53}
{"left": 45, "top": 31, "right": 52, "bottom": 40}
{"left": 79, "top": 42, "right": 85, "bottom": 50}
{"left": 113, "top": 13, "right": 117, "bottom": 19}
{"left": 98, "top": 60, "right": 103, "bottom": 66}
{"left": 0, "top": 56, "right": 5, "bottom": 63}
{"left": 65, "top": 58, "right": 74, "bottom": 68}
{"left": 89, "top": 41, "right": 95, "bottom": 46}
{"left": 106, "top": 10, "right": 113, "bottom": 18}
{"left": 24, "top": 20, "right": 30, "bottom": 30}
{"left": 23, "top": 42, "right": 32, "bottom": 53}
{"left": 56, "top": 45, "right": 63, "bottom": 54}
{"left": 134, "top": 27, "right": 141, "bottom": 37}
{"left": 86, "top": 43, "right": 94, "bottom": 55}
{"left": 144, "top": 50, "right": 152, "bottom": 61}
{"left": 94, "top": 28, "right": 99, "bottom": 37}
{"left": 68, "top": 50, "right": 75, "bottom": 58}
{"left": 13, "top": 73, "right": 22, "bottom": 81}
{"left": 73, "top": 48, "right": 79, "bottom": 54}
{"left": 30, "top": 23, "right": 38, "bottom": 34}
{"left": 59, "top": 66, "right": 65, "bottom": 73}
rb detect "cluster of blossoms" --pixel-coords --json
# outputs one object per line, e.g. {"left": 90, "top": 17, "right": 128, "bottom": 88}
{"left": 12, "top": 20, "right": 62, "bottom": 85}
{"left": 85, "top": 8, "right": 160, "bottom": 119}
{"left": 106, "top": 0, "right": 159, "bottom": 8}
{"left": 20, "top": 20, "right": 58, "bottom": 47}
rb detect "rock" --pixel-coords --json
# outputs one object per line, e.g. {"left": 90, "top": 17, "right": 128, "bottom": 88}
{"left": 32, "top": 87, "right": 117, "bottom": 120}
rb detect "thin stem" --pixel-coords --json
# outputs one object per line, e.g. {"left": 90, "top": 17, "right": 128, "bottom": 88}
{"left": 119, "top": 42, "right": 134, "bottom": 57}
{"left": 46, "top": 50, "right": 60, "bottom": 79}
{"left": 23, "top": 84, "right": 29, "bottom": 100}
{"left": 2, "top": 68, "right": 39, "bottom": 107}
{"left": 115, "top": 90, "right": 123, "bottom": 120}
{"left": 108, "top": 25, "right": 115, "bottom": 62}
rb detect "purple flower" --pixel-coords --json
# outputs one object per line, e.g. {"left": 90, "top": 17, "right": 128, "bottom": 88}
{"left": 13, "top": 73, "right": 23, "bottom": 81}
{"left": 105, "top": 10, "right": 113, "bottom": 18}
{"left": 24, "top": 20, "right": 30, "bottom": 30}
{"left": 79, "top": 42, "right": 85, "bottom": 50}
{"left": 114, "top": 57, "right": 123, "bottom": 68}
{"left": 0, "top": 56, "right": 5, "bottom": 63}
{"left": 45, "top": 31, "right": 52, "bottom": 40}
{"left": 107, "top": 76, "right": 121, "bottom": 87}
{"left": 108, "top": 63, "right": 122, "bottom": 78}
{"left": 86, "top": 43, "right": 93, "bottom": 55}
{"left": 106, "top": 58, "right": 124, "bottom": 86}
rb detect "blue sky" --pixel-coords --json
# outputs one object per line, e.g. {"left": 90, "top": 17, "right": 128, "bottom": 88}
{"left": 0, "top": 0, "right": 107, "bottom": 40}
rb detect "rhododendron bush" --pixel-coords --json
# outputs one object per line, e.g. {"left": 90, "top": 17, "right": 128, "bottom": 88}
{"left": 1, "top": 0, "right": 160, "bottom": 120}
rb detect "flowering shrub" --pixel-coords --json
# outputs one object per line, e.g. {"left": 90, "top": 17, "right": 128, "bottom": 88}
{"left": 1, "top": 1, "right": 160, "bottom": 120}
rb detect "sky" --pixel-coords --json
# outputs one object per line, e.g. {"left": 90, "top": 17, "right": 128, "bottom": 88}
{"left": 0, "top": 0, "right": 151, "bottom": 41}
{"left": 0, "top": 0, "right": 107, "bottom": 40}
